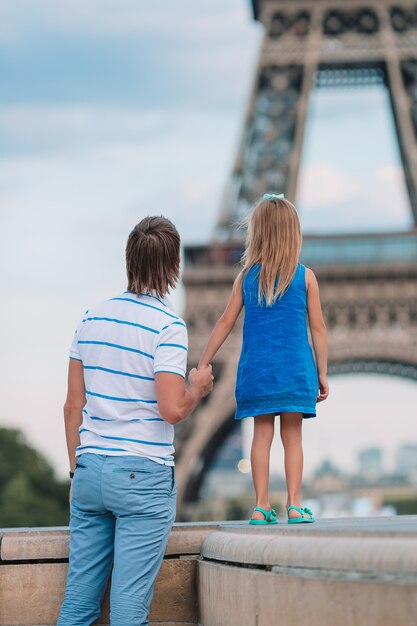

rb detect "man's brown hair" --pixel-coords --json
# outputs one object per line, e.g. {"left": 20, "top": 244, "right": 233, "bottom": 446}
{"left": 126, "top": 216, "right": 180, "bottom": 297}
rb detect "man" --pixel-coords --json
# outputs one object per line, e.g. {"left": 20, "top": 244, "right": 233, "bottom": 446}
{"left": 57, "top": 216, "right": 213, "bottom": 626}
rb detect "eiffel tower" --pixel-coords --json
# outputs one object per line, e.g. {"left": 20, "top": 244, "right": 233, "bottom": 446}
{"left": 175, "top": 0, "right": 417, "bottom": 516}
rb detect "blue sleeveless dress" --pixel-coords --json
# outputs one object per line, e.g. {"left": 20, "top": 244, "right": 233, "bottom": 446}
{"left": 235, "top": 263, "right": 318, "bottom": 419}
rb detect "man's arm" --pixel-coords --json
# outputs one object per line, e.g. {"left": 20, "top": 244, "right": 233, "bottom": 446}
{"left": 64, "top": 359, "right": 86, "bottom": 473}
{"left": 155, "top": 367, "right": 213, "bottom": 425}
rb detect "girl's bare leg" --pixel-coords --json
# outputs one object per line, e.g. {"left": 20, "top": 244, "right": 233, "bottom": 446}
{"left": 280, "top": 412, "right": 311, "bottom": 519}
{"left": 250, "top": 413, "right": 275, "bottom": 520}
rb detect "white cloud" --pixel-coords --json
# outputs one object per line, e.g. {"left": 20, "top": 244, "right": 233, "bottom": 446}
{"left": 180, "top": 178, "right": 211, "bottom": 203}
{"left": 297, "top": 162, "right": 360, "bottom": 206}
{"left": 0, "top": 105, "right": 170, "bottom": 147}
{"left": 0, "top": 106, "right": 239, "bottom": 240}
{"left": 375, "top": 164, "right": 404, "bottom": 183}
{"left": 297, "top": 161, "right": 413, "bottom": 233}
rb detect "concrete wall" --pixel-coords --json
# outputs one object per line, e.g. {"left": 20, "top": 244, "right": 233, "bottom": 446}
{"left": 0, "top": 523, "right": 219, "bottom": 626}
{"left": 199, "top": 517, "right": 417, "bottom": 626}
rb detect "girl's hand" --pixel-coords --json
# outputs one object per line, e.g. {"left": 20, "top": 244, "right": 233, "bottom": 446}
{"left": 317, "top": 374, "right": 329, "bottom": 402}
{"left": 189, "top": 365, "right": 214, "bottom": 398}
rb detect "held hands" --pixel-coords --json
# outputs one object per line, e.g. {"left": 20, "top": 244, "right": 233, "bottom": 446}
{"left": 317, "top": 373, "right": 329, "bottom": 402}
{"left": 189, "top": 364, "right": 214, "bottom": 398}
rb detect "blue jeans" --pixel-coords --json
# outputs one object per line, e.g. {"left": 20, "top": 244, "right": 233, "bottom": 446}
{"left": 57, "top": 453, "right": 176, "bottom": 626}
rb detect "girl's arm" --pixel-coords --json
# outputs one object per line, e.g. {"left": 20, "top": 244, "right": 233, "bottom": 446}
{"left": 306, "top": 268, "right": 329, "bottom": 402}
{"left": 198, "top": 273, "right": 244, "bottom": 368}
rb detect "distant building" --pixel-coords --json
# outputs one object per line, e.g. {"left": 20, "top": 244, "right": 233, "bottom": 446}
{"left": 314, "top": 459, "right": 342, "bottom": 478}
{"left": 396, "top": 443, "right": 417, "bottom": 477}
{"left": 358, "top": 447, "right": 383, "bottom": 477}
{"left": 311, "top": 459, "right": 348, "bottom": 493}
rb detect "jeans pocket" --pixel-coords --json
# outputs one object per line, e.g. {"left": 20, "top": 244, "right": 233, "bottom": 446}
{"left": 170, "top": 466, "right": 176, "bottom": 495}
{"left": 71, "top": 468, "right": 92, "bottom": 509}
{"left": 112, "top": 467, "right": 153, "bottom": 475}
{"left": 75, "top": 452, "right": 97, "bottom": 471}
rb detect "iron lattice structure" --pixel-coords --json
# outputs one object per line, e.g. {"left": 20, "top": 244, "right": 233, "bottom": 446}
{"left": 217, "top": 0, "right": 417, "bottom": 240}
{"left": 174, "top": 0, "right": 417, "bottom": 517}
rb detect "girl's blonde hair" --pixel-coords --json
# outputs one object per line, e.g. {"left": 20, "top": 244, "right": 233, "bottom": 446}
{"left": 241, "top": 196, "right": 302, "bottom": 306}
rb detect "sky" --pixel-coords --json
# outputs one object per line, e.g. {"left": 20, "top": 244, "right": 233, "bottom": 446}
{"left": 297, "top": 86, "right": 413, "bottom": 232}
{"left": 0, "top": 0, "right": 416, "bottom": 480}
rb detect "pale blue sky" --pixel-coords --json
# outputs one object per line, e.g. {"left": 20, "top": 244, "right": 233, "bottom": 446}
{"left": 0, "top": 0, "right": 415, "bottom": 479}
{"left": 297, "top": 86, "right": 412, "bottom": 232}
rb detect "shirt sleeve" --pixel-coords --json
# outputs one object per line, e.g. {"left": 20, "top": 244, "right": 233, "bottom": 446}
{"left": 69, "top": 312, "right": 87, "bottom": 362}
{"left": 154, "top": 321, "right": 188, "bottom": 378}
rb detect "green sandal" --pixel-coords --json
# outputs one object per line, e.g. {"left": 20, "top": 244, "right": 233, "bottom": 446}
{"left": 249, "top": 506, "right": 278, "bottom": 525}
{"left": 287, "top": 505, "right": 315, "bottom": 524}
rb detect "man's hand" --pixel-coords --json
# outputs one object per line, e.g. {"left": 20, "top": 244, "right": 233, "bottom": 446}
{"left": 156, "top": 365, "right": 214, "bottom": 424}
{"left": 189, "top": 364, "right": 214, "bottom": 398}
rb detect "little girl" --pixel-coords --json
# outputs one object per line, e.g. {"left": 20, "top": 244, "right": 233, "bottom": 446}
{"left": 198, "top": 193, "right": 329, "bottom": 524}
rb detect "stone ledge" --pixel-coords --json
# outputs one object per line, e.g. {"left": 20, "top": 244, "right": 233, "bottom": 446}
{"left": 0, "top": 528, "right": 69, "bottom": 562}
{"left": 202, "top": 517, "right": 417, "bottom": 576}
{"left": 0, "top": 521, "right": 220, "bottom": 562}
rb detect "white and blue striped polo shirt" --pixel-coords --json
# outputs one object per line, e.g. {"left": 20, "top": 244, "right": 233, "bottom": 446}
{"left": 69, "top": 291, "right": 188, "bottom": 466}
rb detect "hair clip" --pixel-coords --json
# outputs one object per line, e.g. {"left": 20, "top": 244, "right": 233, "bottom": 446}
{"left": 263, "top": 193, "right": 285, "bottom": 200}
